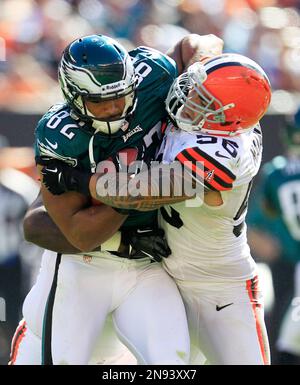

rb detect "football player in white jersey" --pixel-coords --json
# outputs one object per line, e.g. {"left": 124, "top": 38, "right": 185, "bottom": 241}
{"left": 43, "top": 53, "right": 272, "bottom": 364}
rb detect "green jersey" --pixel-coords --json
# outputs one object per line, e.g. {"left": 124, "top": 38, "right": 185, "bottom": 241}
{"left": 35, "top": 46, "right": 178, "bottom": 229}
{"left": 259, "top": 155, "right": 300, "bottom": 262}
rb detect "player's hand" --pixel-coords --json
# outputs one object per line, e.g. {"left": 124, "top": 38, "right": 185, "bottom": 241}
{"left": 37, "top": 157, "right": 92, "bottom": 196}
{"left": 127, "top": 227, "right": 171, "bottom": 262}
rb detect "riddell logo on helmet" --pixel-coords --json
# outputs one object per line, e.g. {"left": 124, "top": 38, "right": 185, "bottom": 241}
{"left": 103, "top": 82, "right": 123, "bottom": 90}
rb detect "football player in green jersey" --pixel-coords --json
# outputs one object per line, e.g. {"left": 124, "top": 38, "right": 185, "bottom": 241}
{"left": 259, "top": 108, "right": 300, "bottom": 364}
{"left": 11, "top": 33, "right": 224, "bottom": 365}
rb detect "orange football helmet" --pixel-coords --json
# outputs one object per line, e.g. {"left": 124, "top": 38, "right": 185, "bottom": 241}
{"left": 166, "top": 53, "right": 272, "bottom": 136}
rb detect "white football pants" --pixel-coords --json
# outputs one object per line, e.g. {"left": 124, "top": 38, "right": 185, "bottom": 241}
{"left": 9, "top": 250, "right": 136, "bottom": 365}
{"left": 10, "top": 250, "right": 189, "bottom": 365}
{"left": 176, "top": 275, "right": 270, "bottom": 365}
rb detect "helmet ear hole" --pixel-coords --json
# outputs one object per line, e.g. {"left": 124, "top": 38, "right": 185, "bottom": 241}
{"left": 220, "top": 121, "right": 233, "bottom": 127}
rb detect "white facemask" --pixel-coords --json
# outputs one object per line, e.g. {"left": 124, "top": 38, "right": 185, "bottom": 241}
{"left": 86, "top": 93, "right": 135, "bottom": 135}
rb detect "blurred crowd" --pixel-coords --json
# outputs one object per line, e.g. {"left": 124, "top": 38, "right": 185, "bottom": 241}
{"left": 1, "top": 0, "right": 300, "bottom": 114}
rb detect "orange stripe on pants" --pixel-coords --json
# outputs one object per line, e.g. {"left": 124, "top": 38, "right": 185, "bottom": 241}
{"left": 246, "top": 277, "right": 269, "bottom": 365}
{"left": 8, "top": 319, "right": 27, "bottom": 365}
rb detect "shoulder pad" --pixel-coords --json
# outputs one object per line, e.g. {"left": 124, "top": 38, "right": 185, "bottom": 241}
{"left": 35, "top": 104, "right": 82, "bottom": 166}
{"left": 130, "top": 46, "right": 177, "bottom": 90}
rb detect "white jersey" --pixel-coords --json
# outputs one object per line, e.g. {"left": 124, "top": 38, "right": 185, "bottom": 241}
{"left": 158, "top": 123, "right": 263, "bottom": 282}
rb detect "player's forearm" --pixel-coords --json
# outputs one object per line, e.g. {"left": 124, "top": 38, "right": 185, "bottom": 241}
{"left": 89, "top": 166, "right": 193, "bottom": 211}
{"left": 166, "top": 34, "right": 224, "bottom": 73}
{"left": 92, "top": 191, "right": 188, "bottom": 211}
{"left": 39, "top": 180, "right": 128, "bottom": 252}
{"left": 23, "top": 206, "right": 80, "bottom": 253}
{"left": 47, "top": 202, "right": 127, "bottom": 252}
{"left": 71, "top": 206, "right": 127, "bottom": 251}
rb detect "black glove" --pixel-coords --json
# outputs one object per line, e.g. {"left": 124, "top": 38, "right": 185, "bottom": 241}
{"left": 126, "top": 228, "right": 171, "bottom": 262}
{"left": 37, "top": 157, "right": 92, "bottom": 196}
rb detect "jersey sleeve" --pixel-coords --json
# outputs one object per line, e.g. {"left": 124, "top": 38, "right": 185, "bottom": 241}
{"left": 34, "top": 105, "right": 79, "bottom": 167}
{"left": 134, "top": 46, "right": 178, "bottom": 76}
{"left": 131, "top": 46, "right": 178, "bottom": 95}
{"left": 175, "top": 145, "right": 237, "bottom": 192}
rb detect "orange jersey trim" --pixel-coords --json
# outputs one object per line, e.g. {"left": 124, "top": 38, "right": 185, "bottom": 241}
{"left": 246, "top": 277, "right": 269, "bottom": 365}
{"left": 8, "top": 319, "right": 27, "bottom": 365}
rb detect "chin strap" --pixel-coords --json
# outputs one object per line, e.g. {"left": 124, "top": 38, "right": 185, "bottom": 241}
{"left": 88, "top": 134, "right": 97, "bottom": 173}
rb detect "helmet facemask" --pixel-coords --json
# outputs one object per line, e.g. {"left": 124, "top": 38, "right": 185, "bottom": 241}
{"left": 79, "top": 87, "right": 136, "bottom": 135}
{"left": 166, "top": 62, "right": 235, "bottom": 135}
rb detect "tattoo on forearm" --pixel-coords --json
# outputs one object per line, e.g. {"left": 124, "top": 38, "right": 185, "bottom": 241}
{"left": 98, "top": 194, "right": 188, "bottom": 211}
{"left": 95, "top": 165, "right": 194, "bottom": 210}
